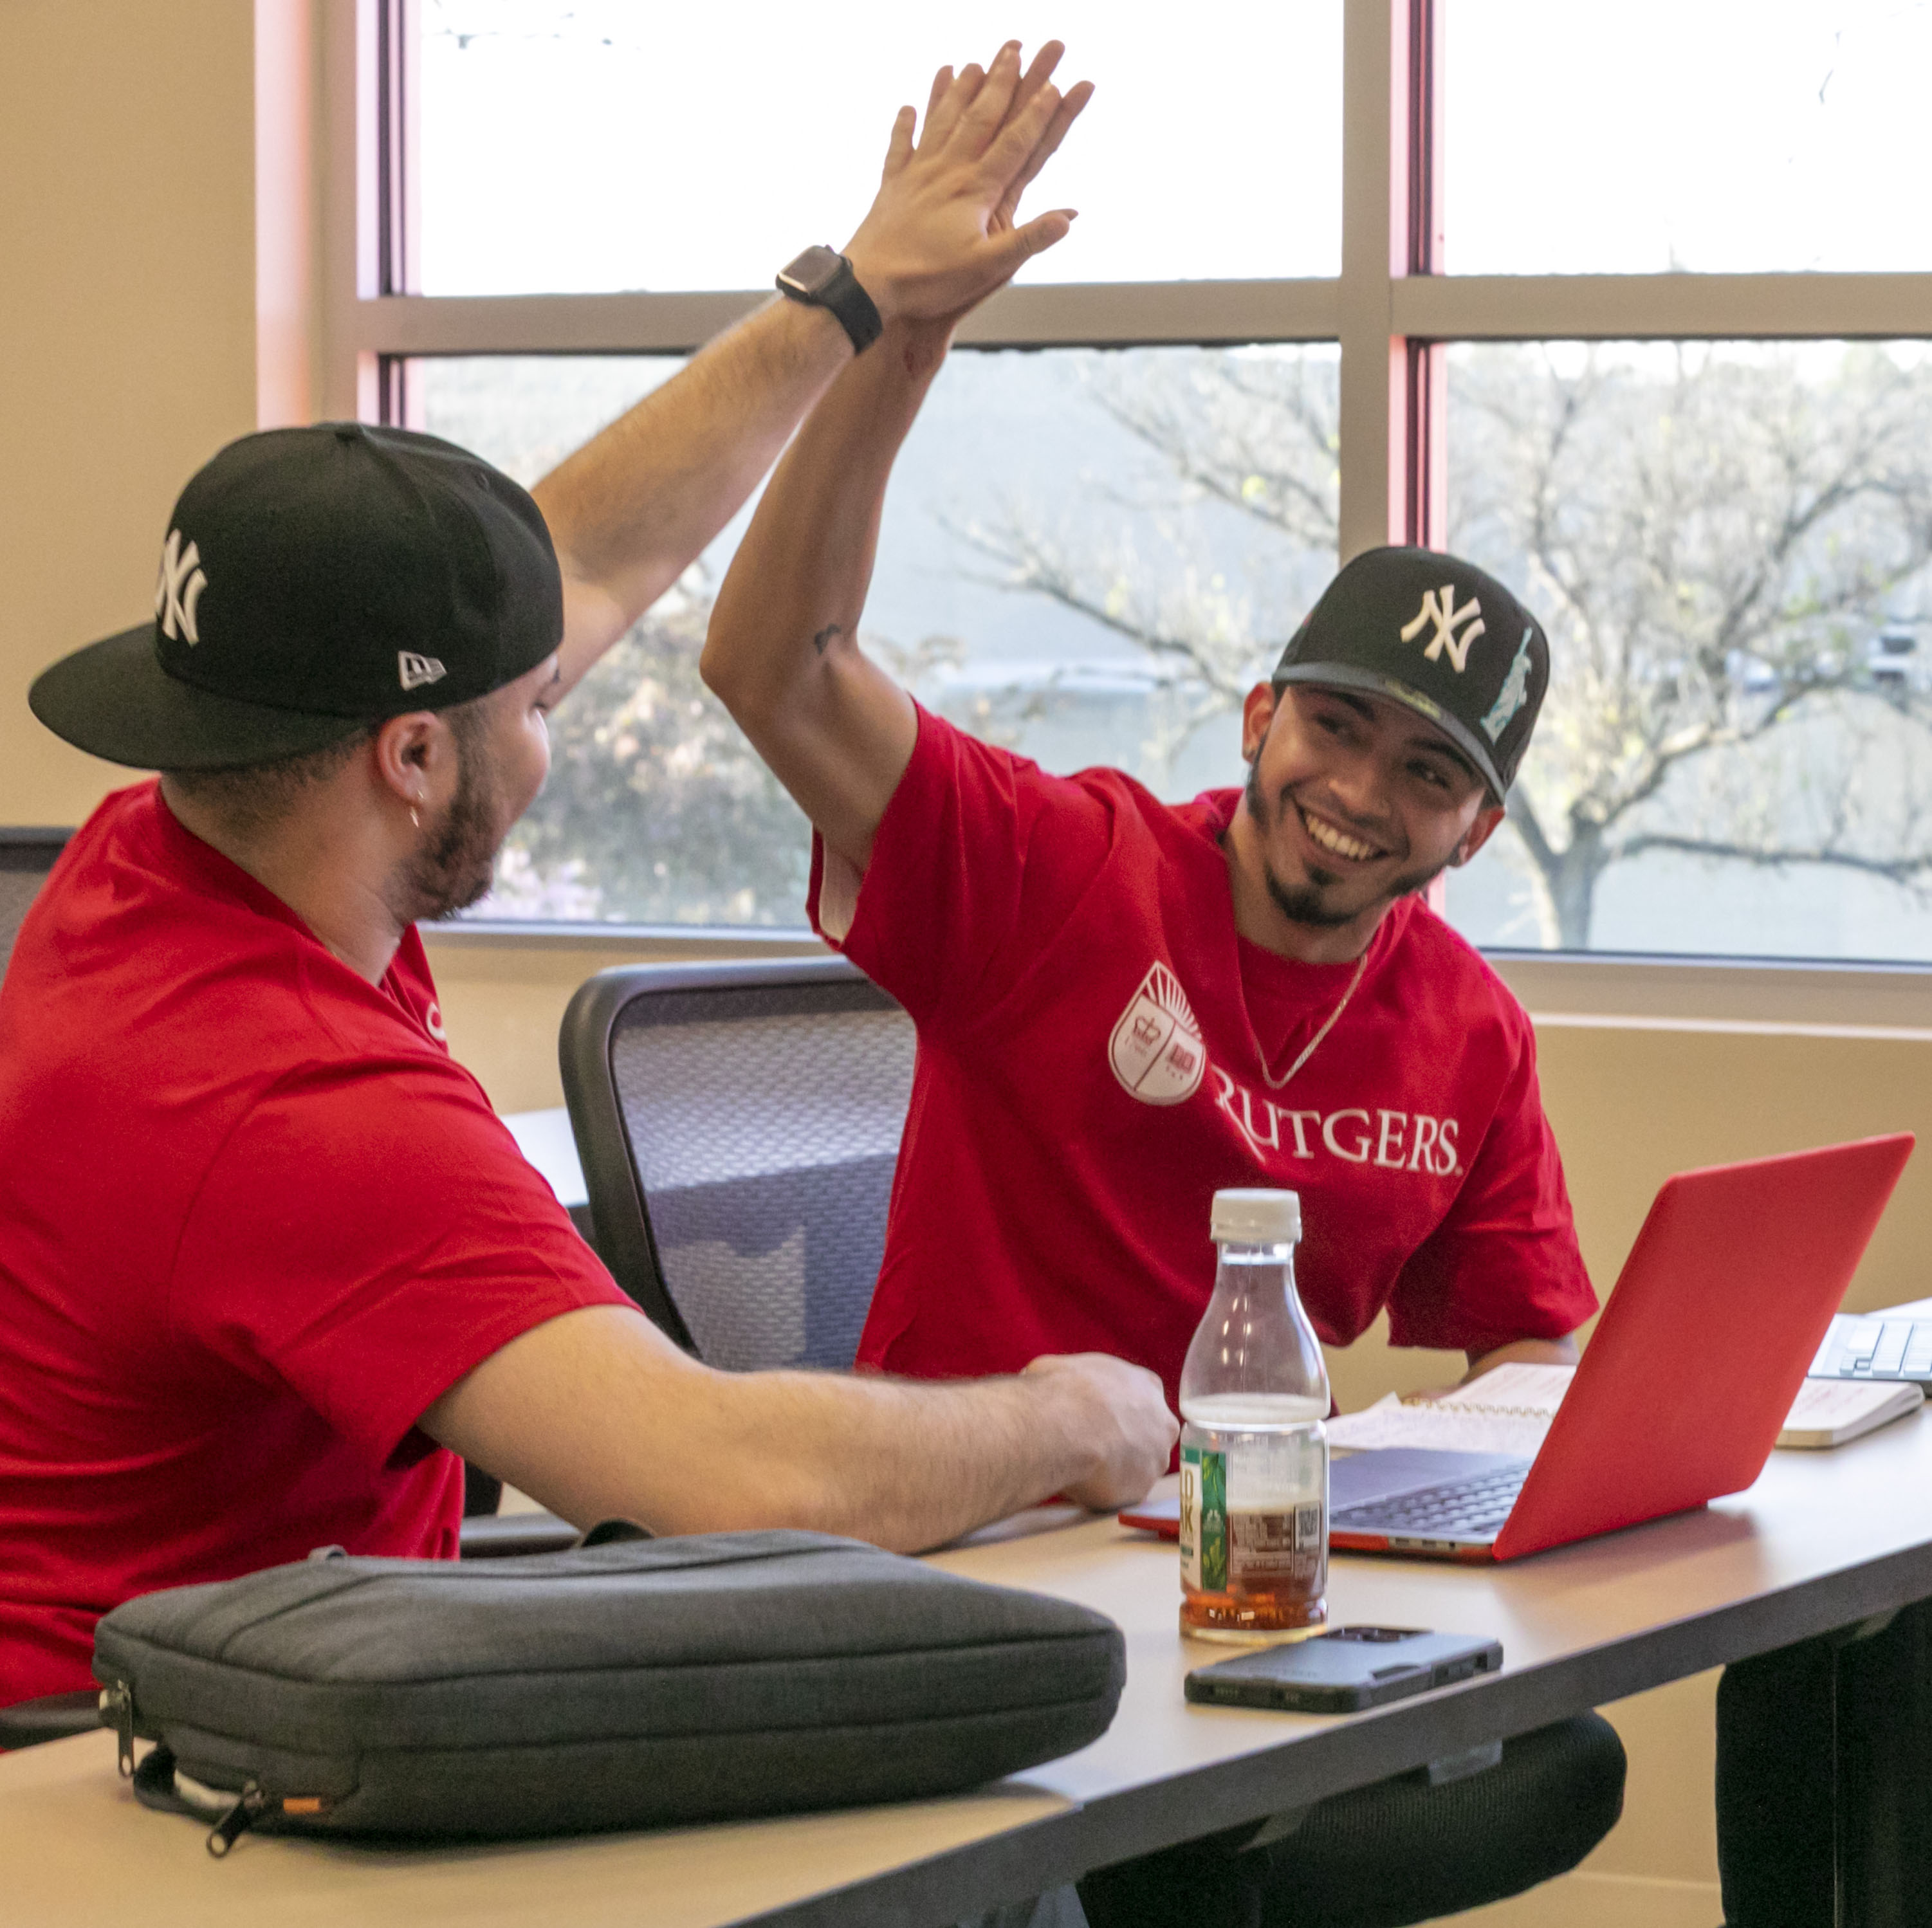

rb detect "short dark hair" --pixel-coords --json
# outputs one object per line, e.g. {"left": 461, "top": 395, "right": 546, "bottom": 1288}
{"left": 163, "top": 728, "right": 372, "bottom": 838}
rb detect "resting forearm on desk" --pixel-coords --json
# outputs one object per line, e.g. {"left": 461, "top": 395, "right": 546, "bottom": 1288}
{"left": 421, "top": 1304, "right": 1167, "bottom": 1552}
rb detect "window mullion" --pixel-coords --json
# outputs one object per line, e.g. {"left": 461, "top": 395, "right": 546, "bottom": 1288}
{"left": 1401, "top": 0, "right": 1446, "bottom": 551}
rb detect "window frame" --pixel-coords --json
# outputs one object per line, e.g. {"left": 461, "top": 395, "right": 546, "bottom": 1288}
{"left": 313, "top": 0, "right": 1932, "bottom": 1020}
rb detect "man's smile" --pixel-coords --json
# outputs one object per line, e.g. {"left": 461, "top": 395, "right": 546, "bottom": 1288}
{"left": 1295, "top": 800, "right": 1390, "bottom": 865}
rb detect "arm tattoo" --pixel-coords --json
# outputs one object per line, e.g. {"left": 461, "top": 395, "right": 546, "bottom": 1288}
{"left": 811, "top": 622, "right": 846, "bottom": 657}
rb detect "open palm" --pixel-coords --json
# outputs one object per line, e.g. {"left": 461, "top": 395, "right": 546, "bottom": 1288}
{"left": 843, "top": 40, "right": 1093, "bottom": 338}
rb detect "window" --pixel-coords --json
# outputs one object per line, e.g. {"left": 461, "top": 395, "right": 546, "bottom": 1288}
{"left": 1446, "top": 1, "right": 1932, "bottom": 276}
{"left": 336, "top": 1, "right": 1932, "bottom": 962}
{"left": 418, "top": 344, "right": 1341, "bottom": 923}
{"left": 414, "top": 1, "right": 1343, "bottom": 293}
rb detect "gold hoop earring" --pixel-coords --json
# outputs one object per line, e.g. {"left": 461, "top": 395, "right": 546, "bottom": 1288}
{"left": 409, "top": 804, "right": 421, "bottom": 832}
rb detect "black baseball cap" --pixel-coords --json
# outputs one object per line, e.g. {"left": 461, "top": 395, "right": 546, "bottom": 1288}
{"left": 1272, "top": 546, "right": 1550, "bottom": 800}
{"left": 30, "top": 423, "right": 564, "bottom": 771}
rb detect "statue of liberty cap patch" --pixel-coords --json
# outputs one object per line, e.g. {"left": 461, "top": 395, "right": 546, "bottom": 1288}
{"left": 1110, "top": 962, "right": 1208, "bottom": 1105}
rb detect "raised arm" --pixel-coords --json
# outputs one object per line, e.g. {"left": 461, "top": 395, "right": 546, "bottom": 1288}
{"left": 534, "top": 303, "right": 856, "bottom": 699}
{"left": 422, "top": 1303, "right": 1175, "bottom": 1551}
{"left": 701, "top": 46, "right": 1090, "bottom": 868}
{"left": 537, "top": 41, "right": 1088, "bottom": 708}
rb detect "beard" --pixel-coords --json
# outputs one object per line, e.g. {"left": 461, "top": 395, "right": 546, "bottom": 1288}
{"left": 391, "top": 704, "right": 506, "bottom": 925}
{"left": 1243, "top": 759, "right": 1449, "bottom": 929}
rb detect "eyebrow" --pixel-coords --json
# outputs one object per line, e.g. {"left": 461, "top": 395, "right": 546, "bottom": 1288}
{"left": 1322, "top": 690, "right": 1479, "bottom": 782}
{"left": 1409, "top": 733, "right": 1478, "bottom": 782}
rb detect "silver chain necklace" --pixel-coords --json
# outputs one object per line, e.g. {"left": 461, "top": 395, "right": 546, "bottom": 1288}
{"left": 1246, "top": 948, "right": 1372, "bottom": 1092}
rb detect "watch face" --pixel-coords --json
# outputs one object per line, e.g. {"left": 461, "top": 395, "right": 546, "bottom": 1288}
{"left": 778, "top": 245, "right": 844, "bottom": 298}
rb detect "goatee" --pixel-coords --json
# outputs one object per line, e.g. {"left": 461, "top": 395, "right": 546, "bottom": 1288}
{"left": 1243, "top": 758, "right": 1448, "bottom": 929}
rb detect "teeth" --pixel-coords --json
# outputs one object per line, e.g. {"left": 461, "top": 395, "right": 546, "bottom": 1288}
{"left": 1300, "top": 809, "right": 1383, "bottom": 862}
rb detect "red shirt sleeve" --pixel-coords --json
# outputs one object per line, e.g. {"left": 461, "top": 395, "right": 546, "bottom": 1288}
{"left": 167, "top": 1056, "right": 632, "bottom": 1470}
{"left": 809, "top": 704, "right": 1116, "bottom": 1033}
{"left": 1383, "top": 1016, "right": 1598, "bottom": 1356}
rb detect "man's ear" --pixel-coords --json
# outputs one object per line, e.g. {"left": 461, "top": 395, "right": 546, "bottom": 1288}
{"left": 1241, "top": 683, "right": 1280, "bottom": 764}
{"left": 371, "top": 711, "right": 445, "bottom": 811}
{"left": 1451, "top": 801, "right": 1508, "bottom": 867}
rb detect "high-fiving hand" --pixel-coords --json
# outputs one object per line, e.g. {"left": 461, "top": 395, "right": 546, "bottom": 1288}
{"left": 843, "top": 41, "right": 1092, "bottom": 332}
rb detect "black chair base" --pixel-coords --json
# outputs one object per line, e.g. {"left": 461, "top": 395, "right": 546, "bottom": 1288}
{"left": 1079, "top": 1711, "right": 1627, "bottom": 1928}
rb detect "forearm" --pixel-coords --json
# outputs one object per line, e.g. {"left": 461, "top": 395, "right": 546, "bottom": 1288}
{"left": 533, "top": 297, "right": 854, "bottom": 695}
{"left": 700, "top": 324, "right": 944, "bottom": 860}
{"left": 656, "top": 1361, "right": 1098, "bottom": 1551}
{"left": 705, "top": 323, "right": 942, "bottom": 703}
{"left": 423, "top": 1306, "right": 1121, "bottom": 1554}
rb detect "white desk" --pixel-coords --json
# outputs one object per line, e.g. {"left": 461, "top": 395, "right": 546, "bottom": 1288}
{"left": 501, "top": 1106, "right": 588, "bottom": 1211}
{"left": 11, "top": 1415, "right": 1932, "bottom": 1928}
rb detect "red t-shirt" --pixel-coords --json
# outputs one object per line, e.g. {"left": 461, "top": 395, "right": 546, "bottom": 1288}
{"left": 0, "top": 783, "right": 629, "bottom": 1705}
{"left": 812, "top": 709, "right": 1596, "bottom": 1410}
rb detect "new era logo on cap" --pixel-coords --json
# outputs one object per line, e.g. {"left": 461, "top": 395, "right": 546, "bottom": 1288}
{"left": 399, "top": 651, "right": 447, "bottom": 692}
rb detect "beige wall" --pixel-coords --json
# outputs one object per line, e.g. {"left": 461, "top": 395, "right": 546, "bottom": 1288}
{"left": 8, "top": 8, "right": 1925, "bottom": 1920}
{"left": 0, "top": 0, "right": 260, "bottom": 830}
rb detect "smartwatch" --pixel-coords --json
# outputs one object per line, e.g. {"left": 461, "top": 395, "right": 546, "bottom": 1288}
{"left": 776, "top": 246, "right": 883, "bottom": 356}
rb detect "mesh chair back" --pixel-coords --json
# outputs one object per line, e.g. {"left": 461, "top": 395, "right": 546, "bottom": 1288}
{"left": 561, "top": 960, "right": 915, "bottom": 1373}
{"left": 0, "top": 831, "right": 69, "bottom": 986}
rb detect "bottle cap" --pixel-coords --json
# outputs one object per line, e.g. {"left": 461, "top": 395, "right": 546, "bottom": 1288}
{"left": 1210, "top": 1188, "right": 1301, "bottom": 1245}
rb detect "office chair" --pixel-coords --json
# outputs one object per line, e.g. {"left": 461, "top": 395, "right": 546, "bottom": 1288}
{"left": 560, "top": 955, "right": 914, "bottom": 1372}
{"left": 465, "top": 958, "right": 908, "bottom": 1554}
{"left": 0, "top": 829, "right": 69, "bottom": 986}
{"left": 1078, "top": 1712, "right": 1626, "bottom": 1928}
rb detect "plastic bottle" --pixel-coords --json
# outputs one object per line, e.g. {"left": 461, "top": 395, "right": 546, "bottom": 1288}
{"left": 1177, "top": 1188, "right": 1330, "bottom": 1642}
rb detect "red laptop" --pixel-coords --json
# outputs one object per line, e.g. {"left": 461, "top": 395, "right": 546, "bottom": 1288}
{"left": 1127, "top": 1135, "right": 1915, "bottom": 1562}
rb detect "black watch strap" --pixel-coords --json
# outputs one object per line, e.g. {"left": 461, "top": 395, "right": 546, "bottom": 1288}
{"left": 776, "top": 246, "right": 883, "bottom": 356}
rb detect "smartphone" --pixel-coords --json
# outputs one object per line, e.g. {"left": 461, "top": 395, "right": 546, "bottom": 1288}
{"left": 1184, "top": 1626, "right": 1503, "bottom": 1713}
{"left": 1118, "top": 1493, "right": 1181, "bottom": 1538}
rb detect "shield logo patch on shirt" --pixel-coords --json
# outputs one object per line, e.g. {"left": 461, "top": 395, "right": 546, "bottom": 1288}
{"left": 1109, "top": 962, "right": 1207, "bottom": 1106}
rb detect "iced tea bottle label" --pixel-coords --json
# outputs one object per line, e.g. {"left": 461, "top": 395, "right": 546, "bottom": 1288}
{"left": 1179, "top": 1443, "right": 1228, "bottom": 1593}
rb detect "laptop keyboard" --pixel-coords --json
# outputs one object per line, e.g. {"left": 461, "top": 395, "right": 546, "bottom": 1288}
{"left": 1332, "top": 1464, "right": 1531, "bottom": 1539}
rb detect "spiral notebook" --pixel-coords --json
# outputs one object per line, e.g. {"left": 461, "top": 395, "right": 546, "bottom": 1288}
{"left": 1329, "top": 1361, "right": 1924, "bottom": 1456}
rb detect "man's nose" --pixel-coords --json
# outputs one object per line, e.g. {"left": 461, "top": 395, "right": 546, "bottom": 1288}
{"left": 1323, "top": 755, "right": 1391, "bottom": 830}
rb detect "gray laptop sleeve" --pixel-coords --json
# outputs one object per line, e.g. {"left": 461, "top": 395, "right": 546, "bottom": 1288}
{"left": 91, "top": 1529, "right": 1125, "bottom": 1848}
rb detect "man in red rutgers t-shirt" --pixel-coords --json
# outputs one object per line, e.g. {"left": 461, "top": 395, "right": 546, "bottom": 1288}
{"left": 0, "top": 48, "right": 1179, "bottom": 1708}
{"left": 703, "top": 331, "right": 1596, "bottom": 1416}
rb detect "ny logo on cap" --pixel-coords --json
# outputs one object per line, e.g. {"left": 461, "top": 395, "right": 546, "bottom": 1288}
{"left": 399, "top": 651, "right": 447, "bottom": 692}
{"left": 154, "top": 529, "right": 207, "bottom": 645}
{"left": 1399, "top": 585, "right": 1486, "bottom": 674}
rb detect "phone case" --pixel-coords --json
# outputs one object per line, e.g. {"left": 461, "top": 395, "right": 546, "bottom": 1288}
{"left": 1184, "top": 1626, "right": 1503, "bottom": 1712}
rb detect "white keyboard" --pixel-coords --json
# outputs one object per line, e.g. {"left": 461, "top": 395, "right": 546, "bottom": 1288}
{"left": 1810, "top": 1314, "right": 1932, "bottom": 1382}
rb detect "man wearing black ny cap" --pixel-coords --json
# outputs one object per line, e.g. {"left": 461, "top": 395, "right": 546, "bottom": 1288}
{"left": 703, "top": 310, "right": 1596, "bottom": 1418}
{"left": 703, "top": 330, "right": 1626, "bottom": 1927}
{"left": 0, "top": 45, "right": 1179, "bottom": 1709}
